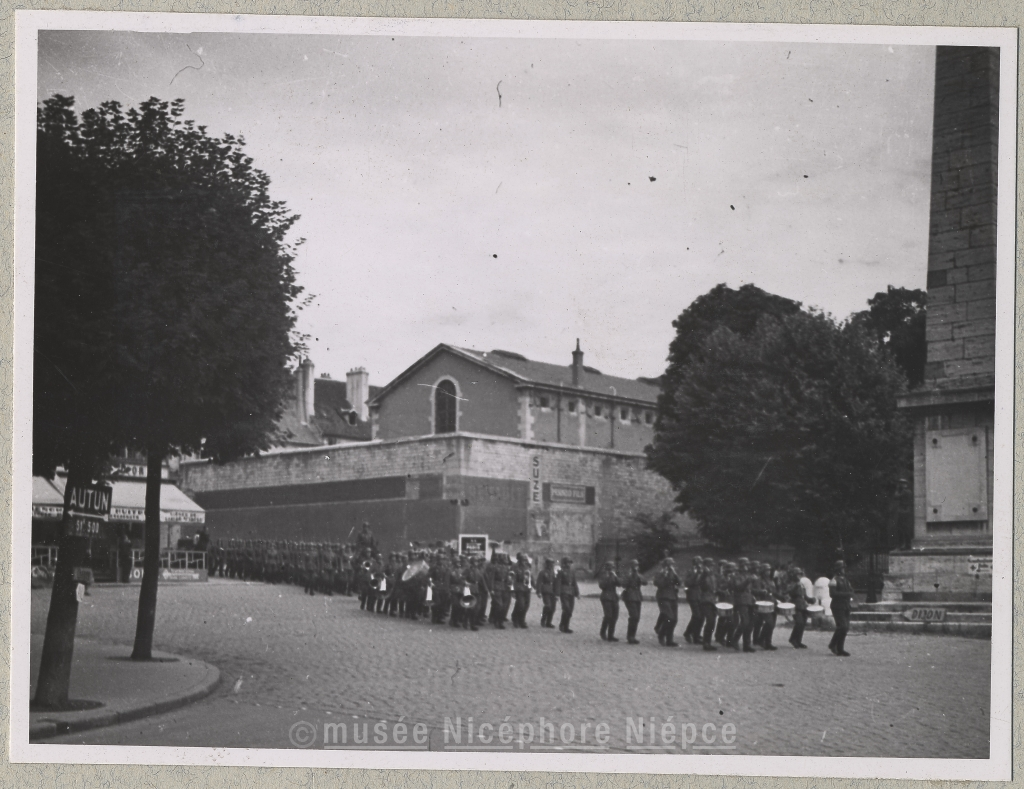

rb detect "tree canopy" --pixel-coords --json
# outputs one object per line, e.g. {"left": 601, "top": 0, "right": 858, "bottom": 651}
{"left": 33, "top": 94, "right": 307, "bottom": 680}
{"left": 647, "top": 290, "right": 912, "bottom": 571}
{"left": 849, "top": 285, "right": 927, "bottom": 389}
{"left": 35, "top": 94, "right": 305, "bottom": 472}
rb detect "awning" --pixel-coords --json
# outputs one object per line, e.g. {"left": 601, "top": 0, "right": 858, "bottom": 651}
{"left": 32, "top": 477, "right": 205, "bottom": 525}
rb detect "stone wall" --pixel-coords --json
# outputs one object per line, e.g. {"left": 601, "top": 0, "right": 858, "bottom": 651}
{"left": 180, "top": 433, "right": 681, "bottom": 567}
{"left": 923, "top": 46, "right": 998, "bottom": 390}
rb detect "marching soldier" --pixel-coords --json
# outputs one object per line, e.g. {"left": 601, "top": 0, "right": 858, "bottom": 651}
{"left": 465, "top": 556, "right": 485, "bottom": 631}
{"left": 429, "top": 552, "right": 451, "bottom": 624}
{"left": 449, "top": 556, "right": 468, "bottom": 629}
{"left": 554, "top": 557, "right": 580, "bottom": 633}
{"left": 682, "top": 555, "right": 704, "bottom": 644}
{"left": 491, "top": 553, "right": 513, "bottom": 629}
{"left": 485, "top": 554, "right": 504, "bottom": 627}
{"left": 714, "top": 561, "right": 734, "bottom": 646}
{"left": 828, "top": 560, "right": 854, "bottom": 656}
{"left": 699, "top": 556, "right": 718, "bottom": 651}
{"left": 511, "top": 553, "right": 532, "bottom": 628}
{"left": 653, "top": 557, "right": 681, "bottom": 646}
{"left": 754, "top": 562, "right": 779, "bottom": 650}
{"left": 621, "top": 559, "right": 646, "bottom": 644}
{"left": 536, "top": 557, "right": 558, "bottom": 628}
{"left": 787, "top": 566, "right": 812, "bottom": 649}
{"left": 730, "top": 558, "right": 757, "bottom": 652}
{"left": 597, "top": 561, "right": 622, "bottom": 641}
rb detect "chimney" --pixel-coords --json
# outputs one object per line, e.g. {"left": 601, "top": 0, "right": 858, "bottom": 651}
{"left": 347, "top": 367, "right": 370, "bottom": 422}
{"left": 572, "top": 339, "right": 584, "bottom": 387}
{"left": 297, "top": 358, "right": 315, "bottom": 424}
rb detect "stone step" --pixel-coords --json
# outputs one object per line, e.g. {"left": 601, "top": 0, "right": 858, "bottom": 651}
{"left": 849, "top": 620, "right": 991, "bottom": 639}
{"left": 851, "top": 611, "right": 991, "bottom": 623}
{"left": 857, "top": 601, "right": 992, "bottom": 613}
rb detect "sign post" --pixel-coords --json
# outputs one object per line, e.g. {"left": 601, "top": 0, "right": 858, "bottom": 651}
{"left": 65, "top": 482, "right": 112, "bottom": 538}
{"left": 35, "top": 477, "right": 113, "bottom": 709}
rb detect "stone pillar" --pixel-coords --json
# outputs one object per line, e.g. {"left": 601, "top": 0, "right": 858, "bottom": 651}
{"left": 888, "top": 46, "right": 998, "bottom": 602}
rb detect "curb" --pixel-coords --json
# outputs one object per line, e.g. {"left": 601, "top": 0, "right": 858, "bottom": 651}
{"left": 29, "top": 660, "right": 221, "bottom": 741}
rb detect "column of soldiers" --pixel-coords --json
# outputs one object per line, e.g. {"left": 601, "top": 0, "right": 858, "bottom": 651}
{"left": 209, "top": 534, "right": 848, "bottom": 654}
{"left": 593, "top": 555, "right": 840, "bottom": 654}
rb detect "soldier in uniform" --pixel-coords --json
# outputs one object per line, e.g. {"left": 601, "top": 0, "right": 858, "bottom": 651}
{"left": 714, "top": 561, "right": 734, "bottom": 646}
{"left": 828, "top": 560, "right": 854, "bottom": 656}
{"left": 682, "top": 556, "right": 704, "bottom": 644}
{"left": 464, "top": 556, "right": 484, "bottom": 631}
{"left": 730, "top": 558, "right": 757, "bottom": 652}
{"left": 787, "top": 566, "right": 812, "bottom": 648}
{"left": 754, "top": 562, "right": 779, "bottom": 650}
{"left": 621, "top": 559, "right": 647, "bottom": 644}
{"left": 699, "top": 557, "right": 719, "bottom": 651}
{"left": 597, "top": 561, "right": 622, "bottom": 641}
{"left": 484, "top": 554, "right": 504, "bottom": 627}
{"left": 554, "top": 557, "right": 580, "bottom": 633}
{"left": 430, "top": 552, "right": 451, "bottom": 624}
{"left": 449, "top": 555, "right": 467, "bottom": 628}
{"left": 511, "top": 553, "right": 533, "bottom": 628}
{"left": 653, "top": 557, "right": 681, "bottom": 646}
{"left": 536, "top": 558, "right": 558, "bottom": 628}
{"left": 491, "top": 553, "right": 513, "bottom": 629}
{"left": 356, "top": 522, "right": 377, "bottom": 554}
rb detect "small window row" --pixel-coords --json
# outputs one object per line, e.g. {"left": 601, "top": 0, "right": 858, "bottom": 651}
{"left": 534, "top": 396, "right": 654, "bottom": 424}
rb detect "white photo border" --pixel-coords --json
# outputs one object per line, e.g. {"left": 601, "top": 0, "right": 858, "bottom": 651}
{"left": 10, "top": 10, "right": 1017, "bottom": 780}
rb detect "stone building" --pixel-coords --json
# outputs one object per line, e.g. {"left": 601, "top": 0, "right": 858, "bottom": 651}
{"left": 272, "top": 360, "right": 378, "bottom": 449}
{"left": 180, "top": 343, "right": 682, "bottom": 568}
{"left": 888, "top": 46, "right": 999, "bottom": 600}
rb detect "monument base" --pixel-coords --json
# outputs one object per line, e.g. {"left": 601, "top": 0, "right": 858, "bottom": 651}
{"left": 881, "top": 544, "right": 992, "bottom": 602}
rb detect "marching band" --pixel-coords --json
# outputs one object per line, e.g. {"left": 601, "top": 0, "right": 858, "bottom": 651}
{"left": 207, "top": 530, "right": 847, "bottom": 654}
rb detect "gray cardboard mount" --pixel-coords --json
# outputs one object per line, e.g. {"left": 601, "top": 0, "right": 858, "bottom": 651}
{"left": 1, "top": 1, "right": 1021, "bottom": 788}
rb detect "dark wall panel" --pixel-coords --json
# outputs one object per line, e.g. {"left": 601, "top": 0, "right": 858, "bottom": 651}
{"left": 205, "top": 499, "right": 457, "bottom": 554}
{"left": 193, "top": 476, "right": 407, "bottom": 510}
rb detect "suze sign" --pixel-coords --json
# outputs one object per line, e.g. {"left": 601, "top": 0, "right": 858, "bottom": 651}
{"left": 65, "top": 482, "right": 112, "bottom": 538}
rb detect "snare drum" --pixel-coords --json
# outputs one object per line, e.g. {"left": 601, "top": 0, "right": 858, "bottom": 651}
{"left": 755, "top": 600, "right": 775, "bottom": 614}
{"left": 806, "top": 604, "right": 825, "bottom": 614}
{"left": 715, "top": 602, "right": 734, "bottom": 618}
{"left": 775, "top": 601, "right": 796, "bottom": 612}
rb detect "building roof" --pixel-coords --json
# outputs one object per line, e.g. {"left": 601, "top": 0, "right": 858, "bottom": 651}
{"left": 275, "top": 376, "right": 380, "bottom": 447}
{"left": 370, "top": 344, "right": 660, "bottom": 406}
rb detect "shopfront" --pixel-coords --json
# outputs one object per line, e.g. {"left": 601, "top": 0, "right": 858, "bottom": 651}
{"left": 32, "top": 475, "right": 207, "bottom": 582}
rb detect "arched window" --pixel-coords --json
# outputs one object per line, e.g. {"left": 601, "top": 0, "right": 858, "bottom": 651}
{"left": 435, "top": 379, "right": 458, "bottom": 434}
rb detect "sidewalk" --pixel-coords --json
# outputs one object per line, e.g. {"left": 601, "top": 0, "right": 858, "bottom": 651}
{"left": 29, "top": 634, "right": 220, "bottom": 740}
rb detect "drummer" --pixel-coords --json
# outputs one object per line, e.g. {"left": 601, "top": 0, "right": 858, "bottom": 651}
{"left": 787, "top": 566, "right": 813, "bottom": 649}
{"left": 730, "top": 558, "right": 757, "bottom": 652}
{"left": 753, "top": 562, "right": 779, "bottom": 650}
{"left": 699, "top": 557, "right": 719, "bottom": 651}
{"left": 714, "top": 561, "right": 734, "bottom": 646}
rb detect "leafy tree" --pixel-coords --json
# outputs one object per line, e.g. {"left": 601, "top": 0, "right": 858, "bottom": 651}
{"left": 850, "top": 286, "right": 927, "bottom": 388}
{"left": 629, "top": 512, "right": 681, "bottom": 573}
{"left": 34, "top": 94, "right": 305, "bottom": 694}
{"left": 647, "top": 305, "right": 912, "bottom": 570}
{"left": 658, "top": 283, "right": 802, "bottom": 399}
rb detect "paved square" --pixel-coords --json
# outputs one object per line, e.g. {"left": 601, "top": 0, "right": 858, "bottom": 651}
{"left": 32, "top": 580, "right": 990, "bottom": 757}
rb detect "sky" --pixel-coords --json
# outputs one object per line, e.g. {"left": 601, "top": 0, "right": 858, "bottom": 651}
{"left": 37, "top": 30, "right": 936, "bottom": 386}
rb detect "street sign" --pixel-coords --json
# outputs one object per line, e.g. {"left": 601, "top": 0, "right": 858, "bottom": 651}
{"left": 903, "top": 607, "right": 946, "bottom": 623}
{"left": 64, "top": 482, "right": 112, "bottom": 537}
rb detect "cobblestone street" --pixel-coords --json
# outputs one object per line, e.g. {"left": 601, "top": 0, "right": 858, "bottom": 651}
{"left": 32, "top": 579, "right": 990, "bottom": 757}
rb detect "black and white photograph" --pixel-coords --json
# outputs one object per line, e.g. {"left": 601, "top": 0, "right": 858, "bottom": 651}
{"left": 10, "top": 12, "right": 1015, "bottom": 779}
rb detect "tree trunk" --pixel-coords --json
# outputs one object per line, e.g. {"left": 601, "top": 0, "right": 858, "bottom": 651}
{"left": 34, "top": 462, "right": 89, "bottom": 709}
{"left": 131, "top": 448, "right": 164, "bottom": 660}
